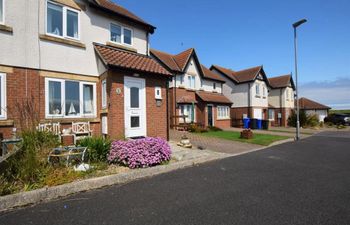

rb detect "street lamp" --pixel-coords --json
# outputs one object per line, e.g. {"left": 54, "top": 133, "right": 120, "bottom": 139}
{"left": 293, "top": 19, "right": 307, "bottom": 141}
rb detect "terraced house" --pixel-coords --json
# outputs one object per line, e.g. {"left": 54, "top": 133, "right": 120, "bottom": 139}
{"left": 151, "top": 48, "right": 232, "bottom": 129}
{"left": 268, "top": 74, "right": 295, "bottom": 127}
{"left": 0, "top": 0, "right": 172, "bottom": 139}
{"left": 210, "top": 65, "right": 270, "bottom": 127}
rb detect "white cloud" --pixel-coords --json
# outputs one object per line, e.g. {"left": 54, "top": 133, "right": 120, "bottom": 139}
{"left": 299, "top": 77, "right": 350, "bottom": 110}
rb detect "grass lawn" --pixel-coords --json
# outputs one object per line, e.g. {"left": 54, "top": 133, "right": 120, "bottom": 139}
{"left": 200, "top": 131, "right": 289, "bottom": 146}
{"left": 268, "top": 129, "right": 314, "bottom": 135}
{"left": 330, "top": 109, "right": 350, "bottom": 114}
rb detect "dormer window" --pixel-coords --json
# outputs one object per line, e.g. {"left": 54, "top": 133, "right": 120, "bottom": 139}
{"left": 0, "top": 0, "right": 4, "bottom": 24}
{"left": 46, "top": 1, "right": 80, "bottom": 40}
{"left": 110, "top": 23, "right": 133, "bottom": 46}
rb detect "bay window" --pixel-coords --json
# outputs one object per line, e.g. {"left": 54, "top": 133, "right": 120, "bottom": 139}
{"left": 46, "top": 78, "right": 96, "bottom": 118}
{"left": 110, "top": 23, "right": 133, "bottom": 45}
{"left": 0, "top": 73, "right": 6, "bottom": 119}
{"left": 217, "top": 106, "right": 229, "bottom": 119}
{"left": 0, "top": 0, "right": 4, "bottom": 24}
{"left": 46, "top": 1, "right": 80, "bottom": 39}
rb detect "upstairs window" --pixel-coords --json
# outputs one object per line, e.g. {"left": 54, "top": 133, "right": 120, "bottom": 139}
{"left": 213, "top": 83, "right": 216, "bottom": 90}
{"left": 0, "top": 73, "right": 6, "bottom": 119}
{"left": 255, "top": 84, "right": 260, "bottom": 96}
{"left": 110, "top": 23, "right": 133, "bottom": 46}
{"left": 187, "top": 76, "right": 195, "bottom": 89}
{"left": 46, "top": 1, "right": 80, "bottom": 39}
{"left": 0, "top": 0, "right": 4, "bottom": 24}
{"left": 101, "top": 79, "right": 107, "bottom": 109}
{"left": 263, "top": 86, "right": 266, "bottom": 97}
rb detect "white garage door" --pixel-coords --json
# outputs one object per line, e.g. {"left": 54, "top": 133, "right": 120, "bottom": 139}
{"left": 253, "top": 108, "right": 262, "bottom": 119}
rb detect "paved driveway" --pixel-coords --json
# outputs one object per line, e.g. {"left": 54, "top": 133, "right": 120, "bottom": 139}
{"left": 1, "top": 131, "right": 350, "bottom": 225}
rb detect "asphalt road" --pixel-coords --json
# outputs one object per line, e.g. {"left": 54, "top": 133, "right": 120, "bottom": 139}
{"left": 1, "top": 131, "right": 350, "bottom": 225}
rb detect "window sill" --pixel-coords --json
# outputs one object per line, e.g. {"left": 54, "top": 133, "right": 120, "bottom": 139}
{"left": 0, "top": 119, "right": 14, "bottom": 126}
{"left": 42, "top": 117, "right": 100, "bottom": 124}
{"left": 255, "top": 95, "right": 261, "bottom": 98}
{"left": 212, "top": 90, "right": 218, "bottom": 93}
{"left": 0, "top": 24, "right": 13, "bottom": 34}
{"left": 217, "top": 118, "right": 230, "bottom": 121}
{"left": 178, "top": 85, "right": 185, "bottom": 89}
{"left": 39, "top": 34, "right": 86, "bottom": 49}
{"left": 106, "top": 41, "right": 137, "bottom": 53}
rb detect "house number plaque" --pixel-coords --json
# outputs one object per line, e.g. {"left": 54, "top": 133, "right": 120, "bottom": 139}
{"left": 116, "top": 88, "right": 121, "bottom": 95}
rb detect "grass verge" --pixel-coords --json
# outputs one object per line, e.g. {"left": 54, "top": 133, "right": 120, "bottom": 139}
{"left": 200, "top": 131, "right": 289, "bottom": 146}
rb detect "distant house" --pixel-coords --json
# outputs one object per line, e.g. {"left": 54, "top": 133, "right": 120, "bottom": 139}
{"left": 151, "top": 48, "right": 232, "bottom": 129}
{"left": 268, "top": 74, "right": 295, "bottom": 127}
{"left": 210, "top": 65, "right": 270, "bottom": 126}
{"left": 298, "top": 98, "right": 331, "bottom": 122}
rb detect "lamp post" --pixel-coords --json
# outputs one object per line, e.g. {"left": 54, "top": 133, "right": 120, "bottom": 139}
{"left": 293, "top": 19, "right": 307, "bottom": 141}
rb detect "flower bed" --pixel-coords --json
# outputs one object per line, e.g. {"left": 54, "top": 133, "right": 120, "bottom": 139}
{"left": 108, "top": 137, "right": 172, "bottom": 169}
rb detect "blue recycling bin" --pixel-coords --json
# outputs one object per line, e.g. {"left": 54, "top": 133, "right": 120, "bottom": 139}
{"left": 243, "top": 118, "right": 250, "bottom": 128}
{"left": 257, "top": 119, "right": 262, "bottom": 129}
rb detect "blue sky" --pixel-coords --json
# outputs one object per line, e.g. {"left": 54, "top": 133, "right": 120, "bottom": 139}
{"left": 114, "top": 0, "right": 350, "bottom": 109}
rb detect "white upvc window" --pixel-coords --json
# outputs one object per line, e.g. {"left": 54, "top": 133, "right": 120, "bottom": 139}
{"left": 0, "top": 73, "right": 7, "bottom": 119}
{"left": 217, "top": 106, "right": 230, "bottom": 119}
{"left": 187, "top": 75, "right": 195, "bottom": 89}
{"left": 179, "top": 104, "right": 195, "bottom": 123}
{"left": 0, "top": 0, "right": 4, "bottom": 24}
{"left": 213, "top": 82, "right": 216, "bottom": 90}
{"left": 268, "top": 109, "right": 275, "bottom": 120}
{"left": 101, "top": 79, "right": 107, "bottom": 109}
{"left": 263, "top": 86, "right": 266, "bottom": 97}
{"left": 110, "top": 23, "right": 133, "bottom": 46}
{"left": 46, "top": 1, "right": 80, "bottom": 40}
{"left": 255, "top": 84, "right": 260, "bottom": 96}
{"left": 45, "top": 78, "right": 96, "bottom": 118}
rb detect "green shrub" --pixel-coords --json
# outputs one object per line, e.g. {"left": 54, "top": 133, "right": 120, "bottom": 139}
{"left": 287, "top": 110, "right": 308, "bottom": 127}
{"left": 306, "top": 114, "right": 319, "bottom": 127}
{"left": 0, "top": 130, "right": 59, "bottom": 196}
{"left": 79, "top": 136, "right": 111, "bottom": 162}
{"left": 188, "top": 123, "right": 208, "bottom": 133}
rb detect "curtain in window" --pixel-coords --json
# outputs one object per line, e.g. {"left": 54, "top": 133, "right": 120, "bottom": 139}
{"left": 47, "top": 2, "right": 63, "bottom": 36}
{"left": 0, "top": 0, "right": 3, "bottom": 23}
{"left": 83, "top": 84, "right": 93, "bottom": 114}
{"left": 48, "top": 81, "right": 62, "bottom": 115}
{"left": 67, "top": 10, "right": 78, "bottom": 38}
{"left": 65, "top": 81, "right": 80, "bottom": 116}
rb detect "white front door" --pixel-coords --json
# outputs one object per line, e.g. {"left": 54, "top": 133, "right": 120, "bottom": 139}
{"left": 124, "top": 76, "right": 146, "bottom": 138}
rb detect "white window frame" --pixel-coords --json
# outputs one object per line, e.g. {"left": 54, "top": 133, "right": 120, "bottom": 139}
{"left": 263, "top": 86, "right": 266, "bottom": 97}
{"left": 101, "top": 79, "right": 107, "bottom": 109}
{"left": 0, "top": 0, "right": 5, "bottom": 25}
{"left": 110, "top": 23, "right": 133, "bottom": 46}
{"left": 268, "top": 109, "right": 275, "bottom": 121}
{"left": 0, "top": 73, "right": 7, "bottom": 120}
{"left": 187, "top": 75, "right": 195, "bottom": 89}
{"left": 179, "top": 104, "right": 196, "bottom": 123}
{"left": 213, "top": 82, "right": 216, "bottom": 90}
{"left": 46, "top": 0, "right": 81, "bottom": 41}
{"left": 256, "top": 84, "right": 260, "bottom": 96}
{"left": 45, "top": 78, "right": 96, "bottom": 119}
{"left": 217, "top": 106, "right": 229, "bottom": 119}
{"left": 155, "top": 86, "right": 162, "bottom": 99}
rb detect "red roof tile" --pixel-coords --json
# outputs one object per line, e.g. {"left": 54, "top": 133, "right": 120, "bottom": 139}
{"left": 211, "top": 65, "right": 265, "bottom": 83}
{"left": 269, "top": 74, "right": 294, "bottom": 89}
{"left": 298, "top": 97, "right": 331, "bottom": 110}
{"left": 196, "top": 92, "right": 232, "bottom": 104}
{"left": 150, "top": 49, "right": 181, "bottom": 72}
{"left": 94, "top": 43, "right": 172, "bottom": 76}
{"left": 201, "top": 65, "right": 226, "bottom": 82}
{"left": 92, "top": 0, "right": 155, "bottom": 33}
{"left": 177, "top": 95, "right": 197, "bottom": 104}
{"left": 173, "top": 48, "right": 194, "bottom": 71}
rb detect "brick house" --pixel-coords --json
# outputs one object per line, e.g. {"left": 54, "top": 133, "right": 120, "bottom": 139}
{"left": 210, "top": 65, "right": 270, "bottom": 127}
{"left": 267, "top": 74, "right": 295, "bottom": 127}
{"left": 0, "top": 0, "right": 171, "bottom": 140}
{"left": 151, "top": 48, "right": 232, "bottom": 129}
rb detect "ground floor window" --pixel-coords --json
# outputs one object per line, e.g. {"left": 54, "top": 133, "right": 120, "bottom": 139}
{"left": 268, "top": 109, "right": 275, "bottom": 120}
{"left": 0, "top": 73, "right": 6, "bottom": 119}
{"left": 179, "top": 104, "right": 195, "bottom": 123}
{"left": 45, "top": 78, "right": 96, "bottom": 118}
{"left": 217, "top": 106, "right": 229, "bottom": 119}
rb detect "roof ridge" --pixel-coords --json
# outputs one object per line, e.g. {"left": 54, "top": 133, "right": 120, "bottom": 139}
{"left": 150, "top": 48, "right": 181, "bottom": 71}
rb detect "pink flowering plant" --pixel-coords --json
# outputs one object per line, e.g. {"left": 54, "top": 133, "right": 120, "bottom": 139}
{"left": 108, "top": 137, "right": 172, "bottom": 169}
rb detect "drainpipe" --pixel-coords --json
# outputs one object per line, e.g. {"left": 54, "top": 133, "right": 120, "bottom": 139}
{"left": 173, "top": 74, "right": 177, "bottom": 128}
{"left": 248, "top": 83, "right": 251, "bottom": 118}
{"left": 280, "top": 88, "right": 283, "bottom": 126}
{"left": 166, "top": 78, "right": 170, "bottom": 141}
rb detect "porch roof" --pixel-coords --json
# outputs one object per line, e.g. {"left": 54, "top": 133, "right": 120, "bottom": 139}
{"left": 196, "top": 91, "right": 232, "bottom": 104}
{"left": 94, "top": 43, "right": 172, "bottom": 77}
{"left": 176, "top": 95, "right": 198, "bottom": 104}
